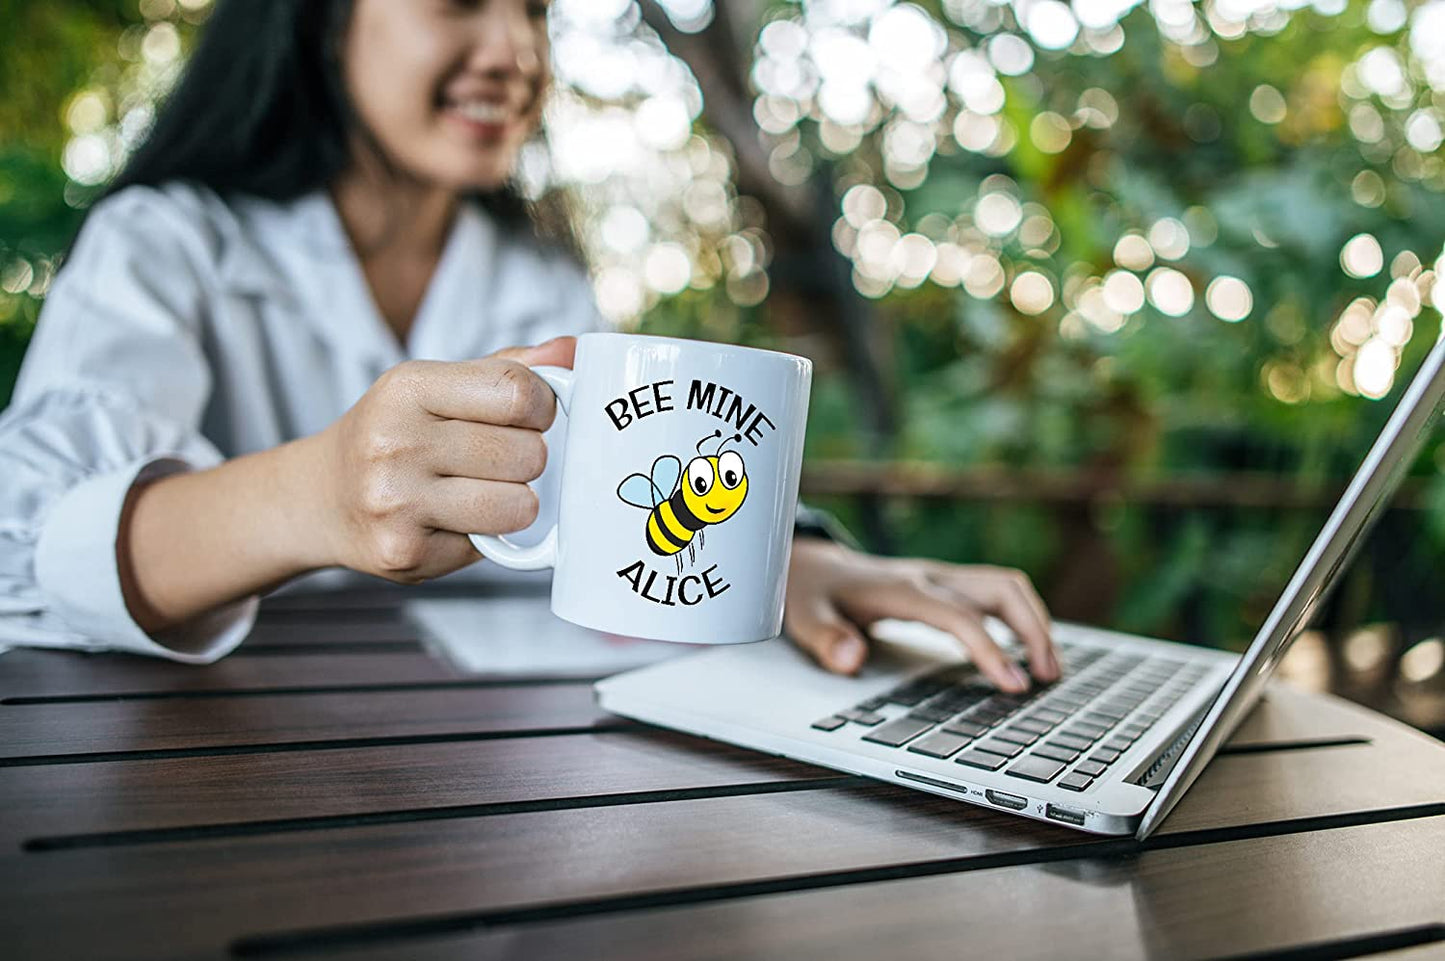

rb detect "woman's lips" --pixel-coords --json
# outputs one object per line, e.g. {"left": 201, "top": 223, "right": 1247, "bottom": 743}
{"left": 443, "top": 100, "right": 516, "bottom": 143}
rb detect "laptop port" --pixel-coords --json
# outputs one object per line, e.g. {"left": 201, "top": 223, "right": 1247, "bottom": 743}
{"left": 1046, "top": 803, "right": 1087, "bottom": 827}
{"left": 985, "top": 789, "right": 1028, "bottom": 811}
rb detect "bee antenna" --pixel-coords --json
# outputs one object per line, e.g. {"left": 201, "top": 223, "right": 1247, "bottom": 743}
{"left": 696, "top": 429, "right": 722, "bottom": 453}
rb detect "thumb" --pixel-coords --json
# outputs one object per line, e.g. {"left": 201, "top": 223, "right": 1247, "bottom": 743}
{"left": 493, "top": 336, "right": 577, "bottom": 370}
{"left": 785, "top": 603, "right": 869, "bottom": 675}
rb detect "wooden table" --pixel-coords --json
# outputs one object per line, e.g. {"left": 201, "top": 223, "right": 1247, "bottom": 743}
{"left": 3, "top": 591, "right": 1444, "bottom": 961}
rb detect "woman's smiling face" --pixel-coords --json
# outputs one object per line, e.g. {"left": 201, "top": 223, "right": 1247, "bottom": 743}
{"left": 343, "top": 0, "right": 550, "bottom": 190}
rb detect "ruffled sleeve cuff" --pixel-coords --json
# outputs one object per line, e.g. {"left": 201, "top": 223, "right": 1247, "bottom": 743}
{"left": 32, "top": 456, "right": 258, "bottom": 664}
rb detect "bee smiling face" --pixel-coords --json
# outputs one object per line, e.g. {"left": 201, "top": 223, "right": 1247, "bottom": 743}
{"left": 681, "top": 450, "right": 747, "bottom": 522}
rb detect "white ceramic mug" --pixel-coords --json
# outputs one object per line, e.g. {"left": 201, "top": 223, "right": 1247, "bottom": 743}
{"left": 469, "top": 332, "right": 813, "bottom": 644}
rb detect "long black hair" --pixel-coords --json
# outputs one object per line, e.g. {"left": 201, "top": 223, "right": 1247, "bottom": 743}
{"left": 104, "top": 0, "right": 574, "bottom": 248}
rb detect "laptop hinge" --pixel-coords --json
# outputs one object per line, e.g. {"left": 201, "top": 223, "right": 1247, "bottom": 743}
{"left": 1134, "top": 703, "right": 1210, "bottom": 790}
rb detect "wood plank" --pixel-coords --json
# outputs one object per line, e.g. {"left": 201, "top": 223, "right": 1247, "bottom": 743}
{"left": 0, "top": 679, "right": 1416, "bottom": 826}
{"left": 294, "top": 815, "right": 1445, "bottom": 961}
{"left": 1, "top": 682, "right": 1437, "bottom": 848}
{"left": 0, "top": 683, "right": 610, "bottom": 762}
{"left": 4, "top": 703, "right": 1441, "bottom": 852}
{"left": 3, "top": 721, "right": 1442, "bottom": 961}
{"left": 0, "top": 730, "right": 836, "bottom": 850}
{"left": 1354, "top": 943, "right": 1445, "bottom": 961}
{"left": 0, "top": 650, "right": 466, "bottom": 700}
{"left": 1225, "top": 684, "right": 1398, "bottom": 748}
{"left": 241, "top": 619, "right": 426, "bottom": 646}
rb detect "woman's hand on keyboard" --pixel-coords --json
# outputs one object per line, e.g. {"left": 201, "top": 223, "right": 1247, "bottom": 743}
{"left": 783, "top": 538, "right": 1058, "bottom": 693}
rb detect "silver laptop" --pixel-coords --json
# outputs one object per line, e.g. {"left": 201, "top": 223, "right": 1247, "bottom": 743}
{"left": 597, "top": 336, "right": 1445, "bottom": 839}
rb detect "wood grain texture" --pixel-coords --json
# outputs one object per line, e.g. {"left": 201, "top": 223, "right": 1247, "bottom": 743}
{"left": 0, "top": 729, "right": 837, "bottom": 850}
{"left": 0, "top": 683, "right": 610, "bottom": 761}
{"left": 1353, "top": 943, "right": 1445, "bottom": 961}
{"left": 4, "top": 721, "right": 1443, "bottom": 961}
{"left": 2, "top": 688, "right": 1441, "bottom": 852}
{"left": 0, "top": 650, "right": 466, "bottom": 700}
{"left": 1225, "top": 683, "right": 1406, "bottom": 747}
{"left": 5, "top": 594, "right": 1445, "bottom": 961}
{"left": 299, "top": 814, "right": 1445, "bottom": 961}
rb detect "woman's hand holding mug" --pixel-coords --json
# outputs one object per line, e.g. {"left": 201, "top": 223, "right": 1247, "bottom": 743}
{"left": 301, "top": 337, "right": 576, "bottom": 583}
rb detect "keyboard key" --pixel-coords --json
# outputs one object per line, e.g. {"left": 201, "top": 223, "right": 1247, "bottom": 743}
{"left": 1007, "top": 755, "right": 1067, "bottom": 784}
{"left": 863, "top": 716, "right": 936, "bottom": 747}
{"left": 942, "top": 719, "right": 990, "bottom": 738}
{"left": 1072, "top": 759, "right": 1108, "bottom": 777}
{"left": 1050, "top": 733, "right": 1094, "bottom": 752}
{"left": 1089, "top": 747, "right": 1122, "bottom": 765}
{"left": 838, "top": 708, "right": 884, "bottom": 725}
{"left": 931, "top": 691, "right": 987, "bottom": 713}
{"left": 1012, "top": 717, "right": 1054, "bottom": 735}
{"left": 1103, "top": 735, "right": 1135, "bottom": 752}
{"left": 811, "top": 716, "right": 847, "bottom": 731}
{"left": 993, "top": 728, "right": 1040, "bottom": 747}
{"left": 955, "top": 749, "right": 1009, "bottom": 771}
{"left": 1030, "top": 708, "right": 1068, "bottom": 725}
{"left": 1058, "top": 772, "right": 1094, "bottom": 792}
{"left": 1033, "top": 742, "right": 1079, "bottom": 764}
{"left": 885, "top": 685, "right": 934, "bottom": 707}
{"left": 908, "top": 705, "right": 957, "bottom": 723}
{"left": 975, "top": 738, "right": 1024, "bottom": 758}
{"left": 907, "top": 730, "right": 974, "bottom": 759}
{"left": 1063, "top": 724, "right": 1106, "bottom": 742}
{"left": 856, "top": 697, "right": 888, "bottom": 711}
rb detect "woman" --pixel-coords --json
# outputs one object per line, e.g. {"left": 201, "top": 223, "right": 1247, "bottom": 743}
{"left": 0, "top": 0, "right": 1056, "bottom": 692}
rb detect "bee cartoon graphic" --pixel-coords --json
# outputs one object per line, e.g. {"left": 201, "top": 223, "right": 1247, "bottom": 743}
{"left": 617, "top": 430, "right": 748, "bottom": 568}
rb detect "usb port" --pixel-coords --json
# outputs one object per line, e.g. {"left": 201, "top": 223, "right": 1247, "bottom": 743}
{"left": 1046, "top": 803, "right": 1086, "bottom": 826}
{"left": 985, "top": 789, "right": 1028, "bottom": 811}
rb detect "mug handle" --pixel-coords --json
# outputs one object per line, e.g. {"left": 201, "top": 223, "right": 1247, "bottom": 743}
{"left": 467, "top": 365, "right": 574, "bottom": 570}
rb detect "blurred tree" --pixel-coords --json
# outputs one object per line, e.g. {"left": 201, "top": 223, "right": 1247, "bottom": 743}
{"left": 0, "top": 0, "right": 205, "bottom": 402}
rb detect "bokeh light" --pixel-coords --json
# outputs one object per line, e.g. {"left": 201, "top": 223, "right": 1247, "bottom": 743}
{"left": 1205, "top": 276, "right": 1253, "bottom": 322}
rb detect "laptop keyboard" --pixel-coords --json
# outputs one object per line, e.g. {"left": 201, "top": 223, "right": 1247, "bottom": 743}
{"left": 810, "top": 642, "right": 1212, "bottom": 793}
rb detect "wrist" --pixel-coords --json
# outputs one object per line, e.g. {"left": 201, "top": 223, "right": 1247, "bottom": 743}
{"left": 270, "top": 433, "right": 339, "bottom": 572}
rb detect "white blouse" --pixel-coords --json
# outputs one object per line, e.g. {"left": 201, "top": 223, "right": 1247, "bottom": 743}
{"left": 0, "top": 182, "right": 602, "bottom": 663}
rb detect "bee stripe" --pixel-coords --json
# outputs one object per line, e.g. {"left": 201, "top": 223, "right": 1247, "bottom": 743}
{"left": 667, "top": 490, "right": 707, "bottom": 532}
{"left": 657, "top": 500, "right": 694, "bottom": 543}
{"left": 647, "top": 512, "right": 685, "bottom": 555}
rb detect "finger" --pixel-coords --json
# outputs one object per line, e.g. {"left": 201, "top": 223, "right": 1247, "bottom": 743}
{"left": 931, "top": 573, "right": 1058, "bottom": 682}
{"left": 403, "top": 358, "right": 557, "bottom": 431}
{"left": 422, "top": 476, "right": 540, "bottom": 536}
{"left": 928, "top": 565, "right": 1055, "bottom": 679}
{"left": 428, "top": 421, "right": 548, "bottom": 483}
{"left": 375, "top": 530, "right": 482, "bottom": 584}
{"left": 930, "top": 566, "right": 1057, "bottom": 679}
{"left": 784, "top": 598, "right": 869, "bottom": 675}
{"left": 492, "top": 335, "right": 577, "bottom": 369}
{"left": 417, "top": 530, "right": 485, "bottom": 579}
{"left": 863, "top": 583, "right": 1031, "bottom": 693}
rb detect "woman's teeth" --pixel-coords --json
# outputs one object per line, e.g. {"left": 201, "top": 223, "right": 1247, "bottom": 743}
{"left": 453, "top": 101, "right": 510, "bottom": 124}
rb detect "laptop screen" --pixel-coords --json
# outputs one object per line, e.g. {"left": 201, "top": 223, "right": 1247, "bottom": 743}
{"left": 1137, "top": 333, "right": 1445, "bottom": 839}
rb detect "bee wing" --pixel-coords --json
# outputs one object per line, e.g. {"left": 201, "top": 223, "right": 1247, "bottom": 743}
{"left": 617, "top": 473, "right": 659, "bottom": 510}
{"left": 650, "top": 455, "right": 681, "bottom": 504}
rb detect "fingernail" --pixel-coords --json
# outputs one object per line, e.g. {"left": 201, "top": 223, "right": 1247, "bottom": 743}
{"left": 831, "top": 634, "right": 866, "bottom": 673}
{"left": 1008, "top": 664, "right": 1031, "bottom": 692}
